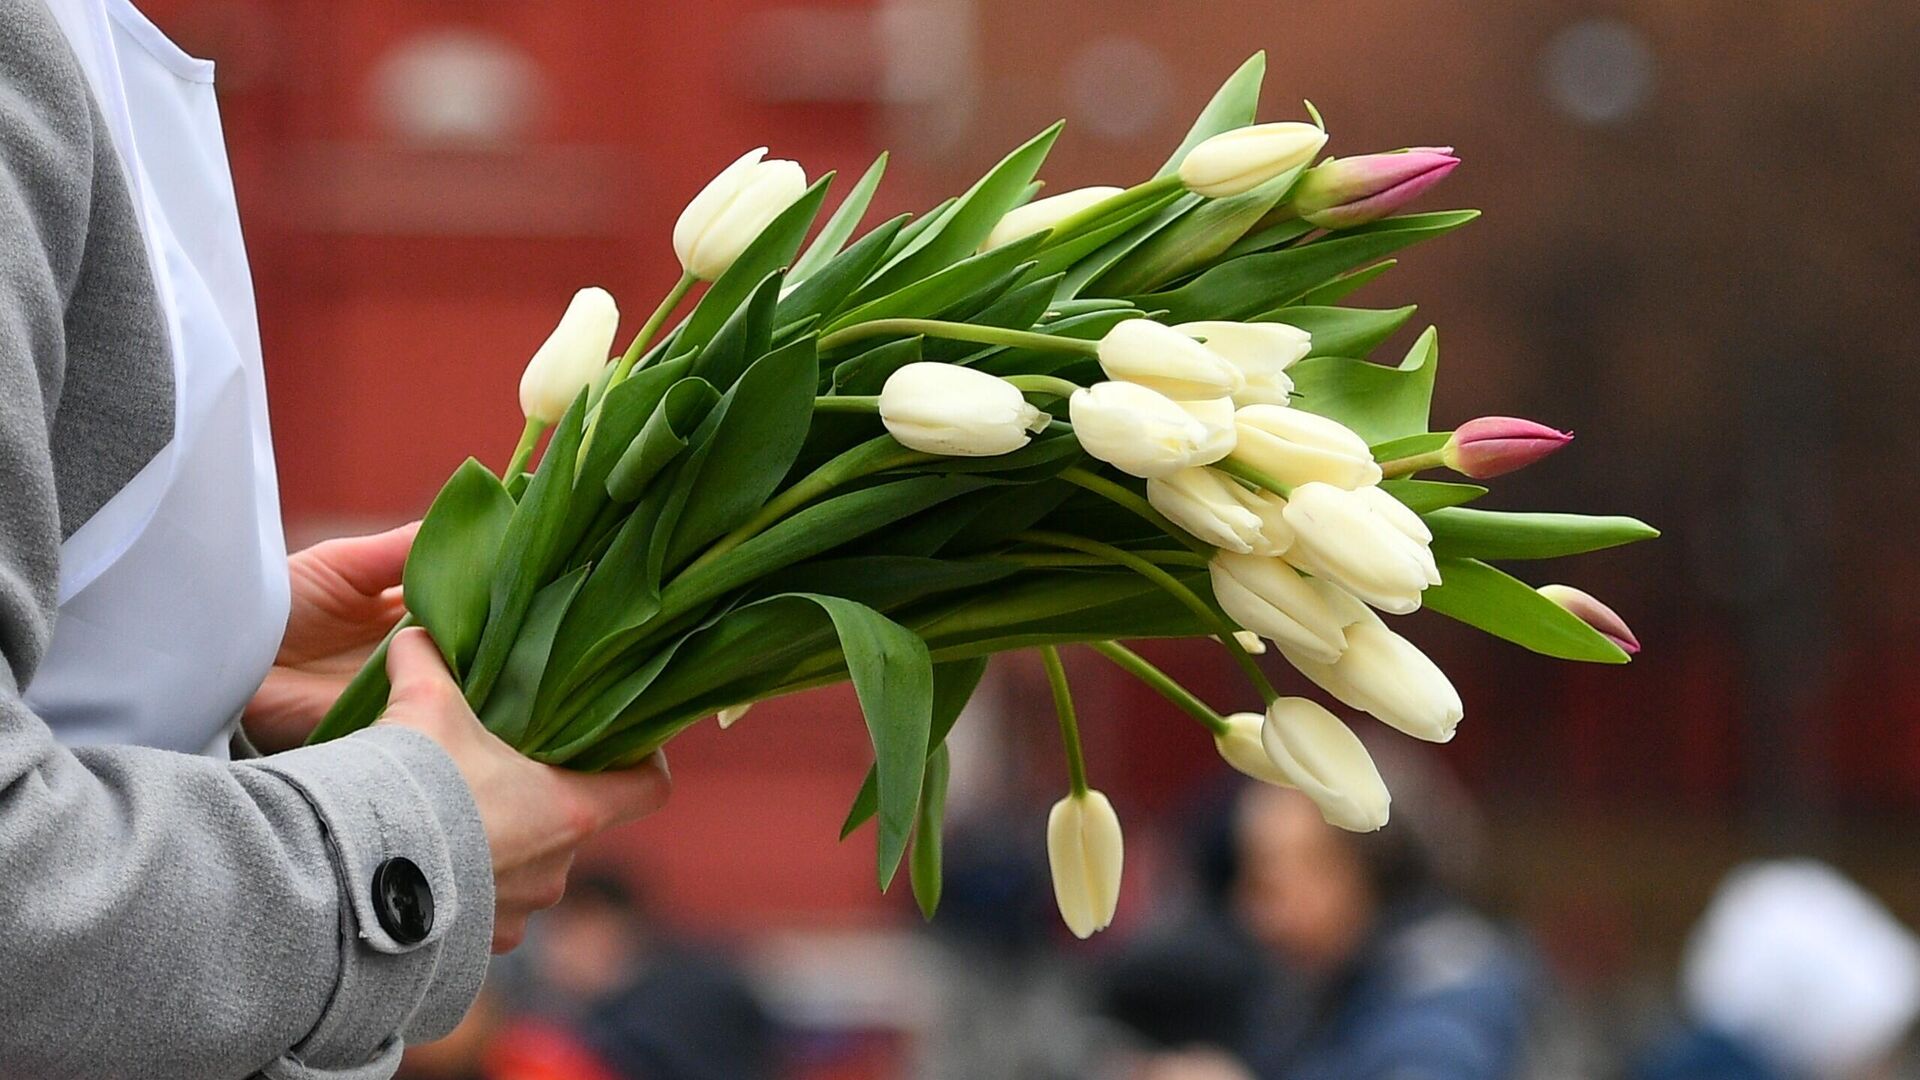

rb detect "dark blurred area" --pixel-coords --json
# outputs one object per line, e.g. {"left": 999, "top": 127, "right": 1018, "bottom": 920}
{"left": 139, "top": 0, "right": 1920, "bottom": 1075}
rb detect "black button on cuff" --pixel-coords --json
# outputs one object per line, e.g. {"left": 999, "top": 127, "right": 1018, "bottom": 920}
{"left": 371, "top": 857, "right": 435, "bottom": 946}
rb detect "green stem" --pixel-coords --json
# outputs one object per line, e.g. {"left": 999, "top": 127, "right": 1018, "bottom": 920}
{"left": 1040, "top": 646, "right": 1089, "bottom": 797}
{"left": 609, "top": 271, "right": 697, "bottom": 387}
{"left": 817, "top": 318, "right": 1103, "bottom": 357}
{"left": 1215, "top": 457, "right": 1294, "bottom": 499}
{"left": 1379, "top": 448, "right": 1448, "bottom": 478}
{"left": 1089, "top": 641, "right": 1228, "bottom": 735}
{"left": 813, "top": 395, "right": 881, "bottom": 412}
{"left": 1015, "top": 529, "right": 1278, "bottom": 705}
{"left": 1002, "top": 374, "right": 1085, "bottom": 400}
{"left": 504, "top": 416, "right": 546, "bottom": 479}
{"left": 1060, "top": 467, "right": 1210, "bottom": 556}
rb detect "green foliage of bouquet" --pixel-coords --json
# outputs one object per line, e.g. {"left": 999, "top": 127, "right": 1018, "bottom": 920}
{"left": 312, "top": 54, "right": 1656, "bottom": 937}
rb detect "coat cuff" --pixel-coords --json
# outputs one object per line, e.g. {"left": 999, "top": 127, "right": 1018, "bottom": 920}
{"left": 243, "top": 725, "right": 495, "bottom": 1073}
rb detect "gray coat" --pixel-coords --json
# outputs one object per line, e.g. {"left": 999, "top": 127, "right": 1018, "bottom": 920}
{"left": 0, "top": 2, "right": 493, "bottom": 1076}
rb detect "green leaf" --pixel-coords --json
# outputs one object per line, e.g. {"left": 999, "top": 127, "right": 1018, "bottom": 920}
{"left": 830, "top": 337, "right": 924, "bottom": 396}
{"left": 306, "top": 616, "right": 411, "bottom": 743}
{"left": 691, "top": 271, "right": 781, "bottom": 391}
{"left": 922, "top": 274, "right": 1062, "bottom": 363}
{"left": 842, "top": 656, "right": 989, "bottom": 839}
{"left": 789, "top": 152, "right": 888, "bottom": 285}
{"left": 1091, "top": 166, "right": 1304, "bottom": 295}
{"left": 678, "top": 174, "right": 833, "bottom": 353}
{"left": 1295, "top": 260, "right": 1397, "bottom": 306}
{"left": 605, "top": 376, "right": 720, "bottom": 502}
{"left": 970, "top": 309, "right": 1140, "bottom": 376}
{"left": 910, "top": 744, "right": 950, "bottom": 920}
{"left": 1259, "top": 305, "right": 1418, "bottom": 361}
{"left": 884, "top": 197, "right": 958, "bottom": 261}
{"left": 403, "top": 458, "right": 515, "bottom": 677}
{"left": 575, "top": 357, "right": 693, "bottom": 504}
{"left": 1423, "top": 557, "right": 1631, "bottom": 664}
{"left": 1218, "top": 218, "right": 1315, "bottom": 262}
{"left": 1156, "top": 51, "right": 1265, "bottom": 177}
{"left": 758, "top": 556, "right": 1021, "bottom": 612}
{"left": 1425, "top": 508, "right": 1661, "bottom": 561}
{"left": 825, "top": 234, "right": 1047, "bottom": 334}
{"left": 1289, "top": 325, "right": 1440, "bottom": 443}
{"left": 479, "top": 566, "right": 588, "bottom": 746}
{"left": 1370, "top": 432, "right": 1452, "bottom": 462}
{"left": 777, "top": 215, "right": 910, "bottom": 331}
{"left": 1060, "top": 194, "right": 1203, "bottom": 299}
{"left": 1135, "top": 211, "right": 1479, "bottom": 322}
{"left": 1026, "top": 188, "right": 1185, "bottom": 280}
{"left": 1377, "top": 478, "right": 1487, "bottom": 512}
{"left": 856, "top": 124, "right": 1063, "bottom": 301}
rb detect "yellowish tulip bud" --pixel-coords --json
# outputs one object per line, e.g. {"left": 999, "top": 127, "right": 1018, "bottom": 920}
{"left": 1261, "top": 698, "right": 1391, "bottom": 832}
{"left": 518, "top": 287, "right": 619, "bottom": 425}
{"left": 1174, "top": 321, "right": 1311, "bottom": 408}
{"left": 1179, "top": 122, "right": 1329, "bottom": 198}
{"left": 879, "top": 362, "right": 1048, "bottom": 457}
{"left": 980, "top": 185, "right": 1125, "bottom": 251}
{"left": 1229, "top": 405, "right": 1383, "bottom": 491}
{"left": 1047, "top": 790, "right": 1124, "bottom": 939}
{"left": 673, "top": 147, "right": 808, "bottom": 281}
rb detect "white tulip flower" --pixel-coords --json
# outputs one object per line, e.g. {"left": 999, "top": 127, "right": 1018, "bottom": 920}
{"left": 1179, "top": 122, "right": 1329, "bottom": 198}
{"left": 1068, "top": 381, "right": 1233, "bottom": 478}
{"left": 1147, "top": 467, "right": 1265, "bottom": 553}
{"left": 1175, "top": 321, "right": 1312, "bottom": 407}
{"left": 1047, "top": 790, "right": 1124, "bottom": 939}
{"left": 1229, "top": 405, "right": 1383, "bottom": 491}
{"left": 518, "top": 287, "right": 619, "bottom": 425}
{"left": 673, "top": 147, "right": 808, "bottom": 281}
{"left": 1225, "top": 483, "right": 1295, "bottom": 556}
{"left": 879, "top": 362, "right": 1048, "bottom": 457}
{"left": 1277, "top": 606, "right": 1463, "bottom": 742}
{"left": 1096, "top": 318, "right": 1246, "bottom": 400}
{"left": 1281, "top": 482, "right": 1436, "bottom": 614}
{"left": 1215, "top": 711, "right": 1295, "bottom": 787}
{"left": 1209, "top": 551, "right": 1354, "bottom": 664}
{"left": 1261, "top": 698, "right": 1391, "bottom": 832}
{"left": 980, "top": 185, "right": 1124, "bottom": 251}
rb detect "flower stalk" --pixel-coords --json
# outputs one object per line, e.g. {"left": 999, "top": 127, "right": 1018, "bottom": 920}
{"left": 1040, "top": 646, "right": 1089, "bottom": 796}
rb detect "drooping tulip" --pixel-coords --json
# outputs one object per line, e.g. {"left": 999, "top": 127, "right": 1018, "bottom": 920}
{"left": 1069, "top": 381, "right": 1233, "bottom": 478}
{"left": 1175, "top": 321, "right": 1312, "bottom": 407}
{"left": 1277, "top": 606, "right": 1464, "bottom": 742}
{"left": 1147, "top": 467, "right": 1266, "bottom": 553}
{"left": 1209, "top": 551, "right": 1353, "bottom": 664}
{"left": 1097, "top": 319, "right": 1246, "bottom": 400}
{"left": 1443, "top": 416, "right": 1574, "bottom": 479}
{"left": 981, "top": 185, "right": 1125, "bottom": 251}
{"left": 673, "top": 147, "right": 808, "bottom": 281}
{"left": 1179, "top": 122, "right": 1329, "bottom": 198}
{"left": 1538, "top": 584, "right": 1641, "bottom": 655}
{"left": 1047, "top": 790, "right": 1124, "bottom": 939}
{"left": 1229, "top": 405, "right": 1383, "bottom": 491}
{"left": 1215, "top": 711, "right": 1295, "bottom": 787}
{"left": 879, "top": 362, "right": 1049, "bottom": 456}
{"left": 1281, "top": 483, "right": 1437, "bottom": 615}
{"left": 519, "top": 287, "right": 620, "bottom": 425}
{"left": 1286, "top": 147, "right": 1460, "bottom": 229}
{"left": 1260, "top": 698, "right": 1391, "bottom": 831}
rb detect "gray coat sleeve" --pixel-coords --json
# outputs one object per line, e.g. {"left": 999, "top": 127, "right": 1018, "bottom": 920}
{"left": 0, "top": 7, "right": 493, "bottom": 1079}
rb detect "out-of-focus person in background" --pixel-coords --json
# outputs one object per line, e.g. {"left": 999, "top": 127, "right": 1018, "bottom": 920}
{"left": 1633, "top": 860, "right": 1920, "bottom": 1080}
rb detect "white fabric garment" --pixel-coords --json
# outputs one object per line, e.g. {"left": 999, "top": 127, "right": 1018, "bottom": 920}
{"left": 27, "top": 0, "right": 289, "bottom": 757}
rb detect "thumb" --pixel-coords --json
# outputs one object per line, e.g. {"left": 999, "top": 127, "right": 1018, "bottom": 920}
{"left": 552, "top": 752, "right": 673, "bottom": 831}
{"left": 384, "top": 626, "right": 463, "bottom": 713}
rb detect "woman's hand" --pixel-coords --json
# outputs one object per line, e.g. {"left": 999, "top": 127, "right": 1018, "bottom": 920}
{"left": 244, "top": 523, "right": 417, "bottom": 753}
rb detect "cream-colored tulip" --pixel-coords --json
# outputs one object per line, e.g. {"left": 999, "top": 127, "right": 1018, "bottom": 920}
{"left": 1047, "top": 790, "right": 1124, "bottom": 939}
{"left": 1180, "top": 396, "right": 1239, "bottom": 465}
{"left": 1277, "top": 607, "right": 1463, "bottom": 742}
{"left": 981, "top": 185, "right": 1124, "bottom": 251}
{"left": 1261, "top": 698, "right": 1391, "bottom": 831}
{"left": 1226, "top": 484, "right": 1295, "bottom": 556}
{"left": 1215, "top": 711, "right": 1294, "bottom": 786}
{"left": 1179, "top": 122, "right": 1329, "bottom": 198}
{"left": 673, "top": 147, "right": 808, "bottom": 280}
{"left": 1068, "top": 381, "right": 1232, "bottom": 478}
{"left": 1229, "top": 405, "right": 1383, "bottom": 491}
{"left": 1175, "top": 321, "right": 1312, "bottom": 408}
{"left": 1209, "top": 552, "right": 1352, "bottom": 664}
{"left": 519, "top": 287, "right": 619, "bottom": 425}
{"left": 1357, "top": 486, "right": 1441, "bottom": 586}
{"left": 1147, "top": 468, "right": 1265, "bottom": 553}
{"left": 1097, "top": 319, "right": 1246, "bottom": 400}
{"left": 879, "top": 362, "right": 1048, "bottom": 456}
{"left": 1281, "top": 482, "right": 1435, "bottom": 614}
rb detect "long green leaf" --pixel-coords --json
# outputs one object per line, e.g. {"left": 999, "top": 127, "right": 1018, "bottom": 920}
{"left": 789, "top": 152, "right": 888, "bottom": 285}
{"left": 692, "top": 271, "right": 782, "bottom": 391}
{"left": 778, "top": 215, "right": 910, "bottom": 331}
{"left": 841, "top": 657, "right": 987, "bottom": 841}
{"left": 825, "top": 234, "right": 1048, "bottom": 334}
{"left": 605, "top": 377, "right": 719, "bottom": 502}
{"left": 1426, "top": 509, "right": 1660, "bottom": 561}
{"left": 1378, "top": 478, "right": 1486, "bottom": 512}
{"left": 1289, "top": 326, "right": 1440, "bottom": 443}
{"left": 479, "top": 566, "right": 588, "bottom": 746}
{"left": 1294, "top": 260, "right": 1397, "bottom": 306}
{"left": 1259, "top": 305, "right": 1417, "bottom": 361}
{"left": 404, "top": 458, "right": 515, "bottom": 676}
{"left": 1156, "top": 51, "right": 1266, "bottom": 177}
{"left": 909, "top": 744, "right": 951, "bottom": 920}
{"left": 1423, "top": 557, "right": 1631, "bottom": 663}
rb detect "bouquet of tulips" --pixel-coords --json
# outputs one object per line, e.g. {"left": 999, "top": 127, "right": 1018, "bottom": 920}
{"left": 313, "top": 53, "right": 1655, "bottom": 937}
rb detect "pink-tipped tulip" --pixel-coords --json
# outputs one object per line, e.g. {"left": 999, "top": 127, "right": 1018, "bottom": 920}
{"left": 1442, "top": 416, "right": 1572, "bottom": 479}
{"left": 1288, "top": 147, "right": 1460, "bottom": 229}
{"left": 1537, "top": 584, "right": 1641, "bottom": 656}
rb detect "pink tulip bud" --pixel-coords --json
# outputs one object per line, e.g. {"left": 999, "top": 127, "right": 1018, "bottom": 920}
{"left": 1537, "top": 584, "right": 1641, "bottom": 656}
{"left": 1288, "top": 148, "right": 1460, "bottom": 229}
{"left": 1442, "top": 416, "right": 1572, "bottom": 479}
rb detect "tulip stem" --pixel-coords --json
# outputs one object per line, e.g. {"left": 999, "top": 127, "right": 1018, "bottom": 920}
{"left": 1379, "top": 448, "right": 1447, "bottom": 478}
{"left": 817, "top": 318, "right": 1103, "bottom": 357}
{"left": 609, "top": 271, "right": 697, "bottom": 388}
{"left": 1014, "top": 530, "right": 1279, "bottom": 705}
{"left": 812, "top": 395, "right": 881, "bottom": 412}
{"left": 1002, "top": 374, "right": 1084, "bottom": 400}
{"left": 1060, "top": 467, "right": 1211, "bottom": 556}
{"left": 505, "top": 417, "right": 546, "bottom": 479}
{"left": 1089, "top": 641, "right": 1228, "bottom": 736}
{"left": 1215, "top": 457, "right": 1294, "bottom": 499}
{"left": 1040, "top": 646, "right": 1089, "bottom": 797}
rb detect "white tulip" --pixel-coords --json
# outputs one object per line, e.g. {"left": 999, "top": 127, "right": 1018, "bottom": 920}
{"left": 981, "top": 185, "right": 1125, "bottom": 251}
{"left": 1209, "top": 552, "right": 1354, "bottom": 664}
{"left": 518, "top": 287, "right": 619, "bottom": 425}
{"left": 1226, "top": 484, "right": 1294, "bottom": 556}
{"left": 1261, "top": 698, "right": 1391, "bottom": 832}
{"left": 1277, "top": 606, "right": 1463, "bottom": 742}
{"left": 1281, "top": 482, "right": 1435, "bottom": 614}
{"left": 1068, "top": 381, "right": 1233, "bottom": 478}
{"left": 716, "top": 703, "right": 751, "bottom": 729}
{"left": 1175, "top": 321, "right": 1312, "bottom": 407}
{"left": 673, "top": 147, "right": 808, "bottom": 281}
{"left": 1215, "top": 711, "right": 1295, "bottom": 787}
{"left": 1147, "top": 468, "right": 1265, "bottom": 553}
{"left": 879, "top": 362, "right": 1048, "bottom": 457}
{"left": 1179, "top": 122, "right": 1329, "bottom": 198}
{"left": 1047, "top": 790, "right": 1124, "bottom": 939}
{"left": 1230, "top": 405, "right": 1383, "bottom": 491}
{"left": 1180, "top": 396, "right": 1239, "bottom": 465}
{"left": 1096, "top": 319, "right": 1246, "bottom": 400}
{"left": 1357, "top": 486, "right": 1441, "bottom": 585}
